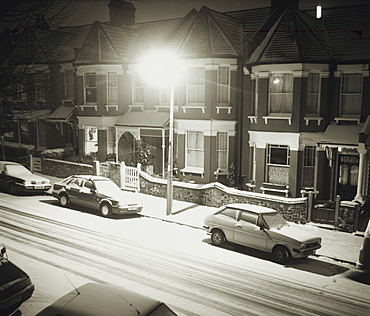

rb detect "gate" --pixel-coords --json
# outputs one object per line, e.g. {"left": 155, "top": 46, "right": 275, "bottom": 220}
{"left": 96, "top": 161, "right": 141, "bottom": 192}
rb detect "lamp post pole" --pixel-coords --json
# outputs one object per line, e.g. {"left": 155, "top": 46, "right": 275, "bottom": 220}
{"left": 166, "top": 81, "right": 175, "bottom": 215}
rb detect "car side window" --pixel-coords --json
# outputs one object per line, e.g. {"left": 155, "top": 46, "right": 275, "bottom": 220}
{"left": 239, "top": 211, "right": 258, "bottom": 226}
{"left": 70, "top": 178, "right": 83, "bottom": 187}
{"left": 217, "top": 208, "right": 238, "bottom": 221}
{"left": 84, "top": 180, "right": 95, "bottom": 190}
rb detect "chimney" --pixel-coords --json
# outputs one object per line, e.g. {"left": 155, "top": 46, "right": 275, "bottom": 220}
{"left": 271, "top": 0, "right": 299, "bottom": 11}
{"left": 108, "top": 0, "right": 136, "bottom": 27}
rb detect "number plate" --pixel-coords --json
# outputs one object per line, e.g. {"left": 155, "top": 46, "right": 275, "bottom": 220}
{"left": 34, "top": 185, "right": 44, "bottom": 189}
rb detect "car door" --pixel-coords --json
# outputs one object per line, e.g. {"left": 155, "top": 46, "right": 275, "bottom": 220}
{"left": 65, "top": 177, "right": 84, "bottom": 205}
{"left": 78, "top": 179, "right": 98, "bottom": 210}
{"left": 214, "top": 207, "right": 239, "bottom": 242}
{"left": 233, "top": 211, "right": 268, "bottom": 251}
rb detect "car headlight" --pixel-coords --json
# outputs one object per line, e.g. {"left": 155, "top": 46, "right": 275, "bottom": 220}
{"left": 300, "top": 243, "right": 306, "bottom": 250}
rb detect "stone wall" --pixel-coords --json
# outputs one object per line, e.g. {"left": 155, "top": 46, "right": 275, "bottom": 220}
{"left": 139, "top": 173, "right": 308, "bottom": 223}
{"left": 41, "top": 158, "right": 94, "bottom": 178}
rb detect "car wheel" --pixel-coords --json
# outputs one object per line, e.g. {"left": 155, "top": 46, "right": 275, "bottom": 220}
{"left": 100, "top": 203, "right": 112, "bottom": 217}
{"left": 9, "top": 183, "right": 18, "bottom": 195}
{"left": 272, "top": 246, "right": 289, "bottom": 264}
{"left": 211, "top": 229, "right": 226, "bottom": 246}
{"left": 59, "top": 194, "right": 70, "bottom": 207}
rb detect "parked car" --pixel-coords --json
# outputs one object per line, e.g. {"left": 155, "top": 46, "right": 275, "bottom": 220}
{"left": 51, "top": 175, "right": 143, "bottom": 217}
{"left": 0, "top": 161, "right": 51, "bottom": 195}
{"left": 358, "top": 220, "right": 370, "bottom": 270}
{"left": 203, "top": 203, "right": 322, "bottom": 264}
{"left": 0, "top": 246, "right": 35, "bottom": 316}
{"left": 36, "top": 282, "right": 177, "bottom": 316}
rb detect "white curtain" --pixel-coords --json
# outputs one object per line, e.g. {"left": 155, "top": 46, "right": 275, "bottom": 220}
{"left": 270, "top": 73, "right": 293, "bottom": 113}
{"left": 187, "top": 131, "right": 204, "bottom": 168}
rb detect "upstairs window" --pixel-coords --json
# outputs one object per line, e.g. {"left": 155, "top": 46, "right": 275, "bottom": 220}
{"left": 217, "top": 132, "right": 228, "bottom": 171}
{"left": 306, "top": 72, "right": 320, "bottom": 115}
{"left": 64, "top": 70, "right": 74, "bottom": 100}
{"left": 340, "top": 73, "right": 362, "bottom": 116}
{"left": 186, "top": 131, "right": 204, "bottom": 169}
{"left": 132, "top": 72, "right": 144, "bottom": 104}
{"left": 107, "top": 72, "right": 118, "bottom": 104}
{"left": 187, "top": 68, "right": 205, "bottom": 104}
{"left": 217, "top": 66, "right": 230, "bottom": 105}
{"left": 269, "top": 73, "right": 293, "bottom": 114}
{"left": 84, "top": 73, "right": 97, "bottom": 103}
{"left": 35, "top": 72, "right": 48, "bottom": 100}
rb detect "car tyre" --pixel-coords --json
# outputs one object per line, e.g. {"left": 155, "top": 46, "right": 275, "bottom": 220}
{"left": 100, "top": 203, "right": 112, "bottom": 217}
{"left": 272, "top": 246, "right": 289, "bottom": 264}
{"left": 211, "top": 229, "right": 226, "bottom": 246}
{"left": 59, "top": 194, "right": 70, "bottom": 207}
{"left": 9, "top": 183, "right": 18, "bottom": 195}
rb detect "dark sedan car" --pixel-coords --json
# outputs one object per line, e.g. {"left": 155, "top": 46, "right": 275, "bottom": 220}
{"left": 51, "top": 175, "right": 143, "bottom": 217}
{"left": 0, "top": 161, "right": 51, "bottom": 195}
{"left": 0, "top": 246, "right": 35, "bottom": 316}
{"left": 36, "top": 282, "right": 177, "bottom": 316}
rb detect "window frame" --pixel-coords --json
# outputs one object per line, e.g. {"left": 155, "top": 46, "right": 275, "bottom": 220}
{"left": 269, "top": 73, "right": 293, "bottom": 115}
{"left": 85, "top": 126, "right": 98, "bottom": 154}
{"left": 216, "top": 132, "right": 228, "bottom": 172}
{"left": 217, "top": 66, "right": 230, "bottom": 105}
{"left": 185, "top": 131, "right": 204, "bottom": 170}
{"left": 306, "top": 72, "right": 321, "bottom": 116}
{"left": 266, "top": 144, "right": 290, "bottom": 185}
{"left": 107, "top": 72, "right": 118, "bottom": 104}
{"left": 84, "top": 72, "right": 97, "bottom": 104}
{"left": 132, "top": 72, "right": 144, "bottom": 104}
{"left": 339, "top": 73, "right": 363, "bottom": 117}
{"left": 186, "top": 67, "right": 205, "bottom": 105}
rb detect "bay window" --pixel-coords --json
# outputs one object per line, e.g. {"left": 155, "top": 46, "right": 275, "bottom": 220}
{"left": 187, "top": 68, "right": 205, "bottom": 104}
{"left": 107, "top": 72, "right": 118, "bottom": 104}
{"left": 186, "top": 131, "right": 204, "bottom": 169}
{"left": 266, "top": 144, "right": 290, "bottom": 185}
{"left": 340, "top": 73, "right": 362, "bottom": 116}
{"left": 269, "top": 73, "right": 293, "bottom": 114}
{"left": 84, "top": 73, "right": 97, "bottom": 103}
{"left": 217, "top": 66, "right": 230, "bottom": 105}
{"left": 132, "top": 72, "right": 144, "bottom": 104}
{"left": 306, "top": 72, "right": 320, "bottom": 115}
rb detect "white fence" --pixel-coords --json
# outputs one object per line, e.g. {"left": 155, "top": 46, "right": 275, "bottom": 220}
{"left": 96, "top": 161, "right": 141, "bottom": 192}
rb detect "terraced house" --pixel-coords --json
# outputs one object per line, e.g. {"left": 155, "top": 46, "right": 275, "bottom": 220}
{"left": 2, "top": 0, "right": 370, "bottom": 209}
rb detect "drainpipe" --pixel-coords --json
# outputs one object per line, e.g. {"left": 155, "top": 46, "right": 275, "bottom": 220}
{"left": 236, "top": 56, "right": 245, "bottom": 189}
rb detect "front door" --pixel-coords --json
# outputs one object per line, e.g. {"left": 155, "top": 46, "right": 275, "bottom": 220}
{"left": 337, "top": 154, "right": 359, "bottom": 201}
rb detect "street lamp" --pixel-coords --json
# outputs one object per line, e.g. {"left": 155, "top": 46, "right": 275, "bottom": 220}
{"left": 140, "top": 50, "right": 181, "bottom": 215}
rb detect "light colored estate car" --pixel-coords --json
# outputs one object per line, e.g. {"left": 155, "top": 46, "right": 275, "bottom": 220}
{"left": 0, "top": 161, "right": 51, "bottom": 195}
{"left": 52, "top": 175, "right": 143, "bottom": 217}
{"left": 203, "top": 203, "right": 322, "bottom": 264}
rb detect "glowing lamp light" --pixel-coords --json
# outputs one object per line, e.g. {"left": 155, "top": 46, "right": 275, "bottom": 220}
{"left": 273, "top": 78, "right": 280, "bottom": 84}
{"left": 139, "top": 49, "right": 182, "bottom": 86}
{"left": 316, "top": 5, "right": 322, "bottom": 19}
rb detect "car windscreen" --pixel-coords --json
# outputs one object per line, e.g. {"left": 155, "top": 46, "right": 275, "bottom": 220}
{"left": 6, "top": 164, "right": 30, "bottom": 175}
{"left": 261, "top": 212, "right": 288, "bottom": 230}
{"left": 94, "top": 180, "right": 122, "bottom": 196}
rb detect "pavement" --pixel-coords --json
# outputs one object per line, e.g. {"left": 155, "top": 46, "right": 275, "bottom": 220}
{"left": 37, "top": 173, "right": 365, "bottom": 266}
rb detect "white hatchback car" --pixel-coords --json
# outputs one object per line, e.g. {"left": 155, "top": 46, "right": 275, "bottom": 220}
{"left": 204, "top": 203, "right": 322, "bottom": 264}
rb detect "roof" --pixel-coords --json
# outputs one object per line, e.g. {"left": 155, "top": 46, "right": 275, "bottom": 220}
{"left": 115, "top": 111, "right": 169, "bottom": 128}
{"left": 47, "top": 106, "right": 76, "bottom": 122}
{"left": 319, "top": 122, "right": 370, "bottom": 147}
{"left": 12, "top": 109, "right": 52, "bottom": 121}
{"left": 38, "top": 283, "right": 170, "bottom": 316}
{"left": 224, "top": 203, "right": 277, "bottom": 214}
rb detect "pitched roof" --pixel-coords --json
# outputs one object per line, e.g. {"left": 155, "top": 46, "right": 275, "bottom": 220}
{"left": 246, "top": 7, "right": 334, "bottom": 65}
{"left": 160, "top": 6, "right": 242, "bottom": 58}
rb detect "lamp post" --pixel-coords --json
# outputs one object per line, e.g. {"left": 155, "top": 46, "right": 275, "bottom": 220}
{"left": 140, "top": 50, "right": 181, "bottom": 216}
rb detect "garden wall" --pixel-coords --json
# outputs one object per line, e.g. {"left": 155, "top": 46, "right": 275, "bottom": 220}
{"left": 41, "top": 158, "right": 94, "bottom": 178}
{"left": 139, "top": 173, "right": 308, "bottom": 223}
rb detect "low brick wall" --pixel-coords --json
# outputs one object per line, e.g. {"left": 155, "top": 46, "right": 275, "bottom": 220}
{"left": 140, "top": 173, "right": 308, "bottom": 223}
{"left": 338, "top": 201, "right": 361, "bottom": 233}
{"left": 41, "top": 158, "right": 94, "bottom": 178}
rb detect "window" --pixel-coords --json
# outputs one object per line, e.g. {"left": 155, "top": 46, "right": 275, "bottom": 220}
{"left": 160, "top": 85, "right": 171, "bottom": 104}
{"left": 107, "top": 72, "right": 118, "bottom": 104}
{"left": 84, "top": 73, "right": 97, "bottom": 103}
{"left": 35, "top": 72, "right": 47, "bottom": 100}
{"left": 187, "top": 68, "right": 205, "bottom": 104}
{"left": 306, "top": 72, "right": 320, "bottom": 115}
{"left": 217, "top": 208, "right": 238, "bottom": 221}
{"left": 217, "top": 132, "right": 228, "bottom": 171}
{"left": 266, "top": 144, "right": 290, "bottom": 185}
{"left": 186, "top": 131, "right": 204, "bottom": 169}
{"left": 64, "top": 70, "right": 74, "bottom": 100}
{"left": 269, "top": 73, "right": 293, "bottom": 114}
{"left": 85, "top": 126, "right": 98, "bottom": 153}
{"left": 217, "top": 66, "right": 230, "bottom": 105}
{"left": 340, "top": 73, "right": 362, "bottom": 116}
{"left": 38, "top": 120, "right": 47, "bottom": 148}
{"left": 239, "top": 211, "right": 258, "bottom": 225}
{"left": 303, "top": 146, "right": 316, "bottom": 188}
{"left": 132, "top": 72, "right": 144, "bottom": 104}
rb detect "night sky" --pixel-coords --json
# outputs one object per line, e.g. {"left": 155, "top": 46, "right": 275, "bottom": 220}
{"left": 66, "top": 0, "right": 370, "bottom": 26}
